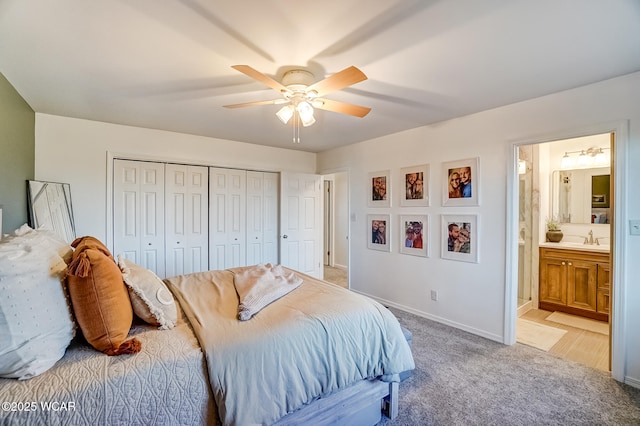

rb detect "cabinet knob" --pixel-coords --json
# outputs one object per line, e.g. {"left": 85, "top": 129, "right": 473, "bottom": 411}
{"left": 283, "top": 235, "right": 288, "bottom": 239}
{"left": 568, "top": 262, "right": 572, "bottom": 266}
{"left": 561, "top": 261, "right": 566, "bottom": 265}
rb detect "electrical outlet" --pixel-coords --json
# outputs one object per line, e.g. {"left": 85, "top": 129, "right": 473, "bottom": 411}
{"left": 430, "top": 290, "right": 438, "bottom": 301}
{"left": 630, "top": 220, "right": 640, "bottom": 236}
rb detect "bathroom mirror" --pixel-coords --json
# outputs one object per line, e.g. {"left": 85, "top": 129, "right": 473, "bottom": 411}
{"left": 551, "top": 167, "right": 610, "bottom": 224}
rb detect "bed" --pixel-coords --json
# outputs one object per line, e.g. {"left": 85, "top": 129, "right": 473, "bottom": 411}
{"left": 0, "top": 230, "right": 414, "bottom": 426}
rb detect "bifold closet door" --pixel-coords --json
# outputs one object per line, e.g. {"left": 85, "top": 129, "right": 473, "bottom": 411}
{"left": 246, "top": 171, "right": 279, "bottom": 265}
{"left": 209, "top": 167, "right": 246, "bottom": 269}
{"left": 113, "top": 159, "right": 166, "bottom": 277}
{"left": 165, "top": 164, "right": 209, "bottom": 277}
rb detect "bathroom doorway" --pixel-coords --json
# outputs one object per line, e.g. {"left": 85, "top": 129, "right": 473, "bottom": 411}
{"left": 515, "top": 132, "right": 613, "bottom": 372}
{"left": 322, "top": 172, "right": 349, "bottom": 288}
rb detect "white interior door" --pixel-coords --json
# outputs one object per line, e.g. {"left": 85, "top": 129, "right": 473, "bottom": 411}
{"left": 280, "top": 172, "right": 322, "bottom": 278}
{"left": 165, "top": 164, "right": 209, "bottom": 277}
{"left": 209, "top": 167, "right": 246, "bottom": 269}
{"left": 113, "top": 159, "right": 165, "bottom": 277}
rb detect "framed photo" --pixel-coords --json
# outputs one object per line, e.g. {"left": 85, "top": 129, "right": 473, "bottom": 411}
{"left": 367, "top": 170, "right": 391, "bottom": 208}
{"left": 441, "top": 214, "right": 478, "bottom": 263}
{"left": 442, "top": 157, "right": 479, "bottom": 206}
{"left": 367, "top": 214, "right": 391, "bottom": 252}
{"left": 400, "top": 164, "right": 430, "bottom": 207}
{"left": 399, "top": 215, "right": 429, "bottom": 257}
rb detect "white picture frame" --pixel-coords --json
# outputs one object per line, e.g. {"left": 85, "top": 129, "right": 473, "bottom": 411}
{"left": 367, "top": 170, "right": 391, "bottom": 208}
{"left": 399, "top": 214, "right": 429, "bottom": 257}
{"left": 400, "top": 164, "right": 430, "bottom": 207}
{"left": 367, "top": 214, "right": 391, "bottom": 252}
{"left": 441, "top": 214, "right": 478, "bottom": 263}
{"left": 442, "top": 157, "right": 479, "bottom": 207}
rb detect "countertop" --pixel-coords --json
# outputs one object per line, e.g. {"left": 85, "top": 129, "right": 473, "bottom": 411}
{"left": 539, "top": 241, "right": 610, "bottom": 253}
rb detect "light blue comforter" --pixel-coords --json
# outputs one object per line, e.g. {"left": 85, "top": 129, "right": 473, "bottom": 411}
{"left": 165, "top": 267, "right": 415, "bottom": 426}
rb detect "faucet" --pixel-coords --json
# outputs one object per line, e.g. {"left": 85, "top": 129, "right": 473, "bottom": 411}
{"left": 584, "top": 230, "right": 594, "bottom": 245}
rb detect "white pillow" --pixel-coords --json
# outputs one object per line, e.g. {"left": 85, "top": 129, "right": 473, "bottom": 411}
{"left": 117, "top": 256, "right": 177, "bottom": 330}
{"left": 0, "top": 225, "right": 75, "bottom": 380}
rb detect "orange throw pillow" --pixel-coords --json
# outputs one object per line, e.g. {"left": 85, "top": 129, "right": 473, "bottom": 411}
{"left": 66, "top": 237, "right": 141, "bottom": 356}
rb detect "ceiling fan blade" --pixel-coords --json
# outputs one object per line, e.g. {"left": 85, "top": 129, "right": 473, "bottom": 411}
{"left": 306, "top": 66, "right": 368, "bottom": 97}
{"left": 223, "top": 99, "right": 288, "bottom": 109}
{"left": 231, "top": 65, "right": 289, "bottom": 94}
{"left": 314, "top": 98, "right": 371, "bottom": 118}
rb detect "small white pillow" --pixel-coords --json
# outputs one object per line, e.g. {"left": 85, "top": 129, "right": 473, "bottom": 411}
{"left": 0, "top": 225, "right": 75, "bottom": 380}
{"left": 117, "top": 256, "right": 177, "bottom": 329}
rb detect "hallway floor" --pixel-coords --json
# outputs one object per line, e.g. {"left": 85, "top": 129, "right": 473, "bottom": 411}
{"left": 323, "top": 265, "right": 348, "bottom": 288}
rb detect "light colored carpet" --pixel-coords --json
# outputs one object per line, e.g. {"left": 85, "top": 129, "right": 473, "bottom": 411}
{"left": 516, "top": 318, "right": 567, "bottom": 351}
{"left": 546, "top": 311, "right": 610, "bottom": 335}
{"left": 379, "top": 308, "right": 640, "bottom": 425}
{"left": 323, "top": 265, "right": 348, "bottom": 288}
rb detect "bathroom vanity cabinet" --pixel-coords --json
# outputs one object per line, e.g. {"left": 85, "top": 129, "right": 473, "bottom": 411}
{"left": 539, "top": 246, "right": 609, "bottom": 322}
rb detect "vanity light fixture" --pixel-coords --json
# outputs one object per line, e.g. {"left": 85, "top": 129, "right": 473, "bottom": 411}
{"left": 560, "top": 147, "right": 610, "bottom": 169}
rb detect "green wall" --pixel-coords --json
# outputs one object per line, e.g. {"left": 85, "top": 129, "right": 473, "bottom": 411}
{"left": 0, "top": 72, "right": 35, "bottom": 233}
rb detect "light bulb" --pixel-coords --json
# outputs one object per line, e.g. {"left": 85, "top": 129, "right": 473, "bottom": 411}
{"left": 276, "top": 105, "right": 294, "bottom": 124}
{"left": 296, "top": 101, "right": 315, "bottom": 126}
{"left": 560, "top": 153, "right": 573, "bottom": 169}
{"left": 577, "top": 150, "right": 589, "bottom": 167}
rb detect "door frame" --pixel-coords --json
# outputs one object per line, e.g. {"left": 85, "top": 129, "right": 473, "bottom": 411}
{"left": 505, "top": 120, "right": 628, "bottom": 382}
{"left": 323, "top": 179, "right": 332, "bottom": 266}
{"left": 320, "top": 167, "right": 351, "bottom": 288}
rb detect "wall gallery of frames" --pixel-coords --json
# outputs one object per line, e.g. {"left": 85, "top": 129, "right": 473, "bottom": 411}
{"left": 367, "top": 157, "right": 479, "bottom": 264}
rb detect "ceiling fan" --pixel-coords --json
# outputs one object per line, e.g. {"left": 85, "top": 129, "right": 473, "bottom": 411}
{"left": 224, "top": 65, "right": 371, "bottom": 135}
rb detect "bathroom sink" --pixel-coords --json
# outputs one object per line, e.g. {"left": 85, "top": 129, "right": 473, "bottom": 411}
{"left": 540, "top": 241, "right": 610, "bottom": 253}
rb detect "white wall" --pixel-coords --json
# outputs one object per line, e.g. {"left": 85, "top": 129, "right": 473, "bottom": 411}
{"left": 34, "top": 114, "right": 317, "bottom": 243}
{"left": 317, "top": 71, "right": 640, "bottom": 387}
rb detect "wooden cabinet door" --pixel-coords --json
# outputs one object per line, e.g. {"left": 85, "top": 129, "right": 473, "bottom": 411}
{"left": 596, "top": 263, "right": 611, "bottom": 314}
{"left": 567, "top": 260, "right": 597, "bottom": 312}
{"left": 539, "top": 257, "right": 567, "bottom": 305}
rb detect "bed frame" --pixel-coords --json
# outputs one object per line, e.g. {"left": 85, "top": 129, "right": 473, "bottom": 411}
{"left": 275, "top": 379, "right": 399, "bottom": 425}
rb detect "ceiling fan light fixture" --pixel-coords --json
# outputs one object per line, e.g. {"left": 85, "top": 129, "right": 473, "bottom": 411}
{"left": 296, "top": 101, "right": 315, "bottom": 126}
{"left": 276, "top": 105, "right": 294, "bottom": 124}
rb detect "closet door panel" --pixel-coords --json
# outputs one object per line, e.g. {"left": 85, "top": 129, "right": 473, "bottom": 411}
{"left": 263, "top": 172, "right": 279, "bottom": 264}
{"left": 113, "top": 159, "right": 165, "bottom": 277}
{"left": 165, "top": 164, "right": 209, "bottom": 277}
{"left": 246, "top": 171, "right": 264, "bottom": 265}
{"left": 209, "top": 168, "right": 246, "bottom": 269}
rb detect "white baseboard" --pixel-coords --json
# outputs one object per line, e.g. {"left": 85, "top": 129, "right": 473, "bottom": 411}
{"left": 624, "top": 375, "right": 640, "bottom": 390}
{"left": 353, "top": 291, "right": 503, "bottom": 344}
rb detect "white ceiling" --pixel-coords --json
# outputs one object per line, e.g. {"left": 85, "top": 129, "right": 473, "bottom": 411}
{"left": 1, "top": 1, "right": 639, "bottom": 153}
